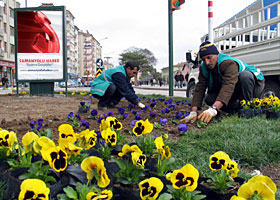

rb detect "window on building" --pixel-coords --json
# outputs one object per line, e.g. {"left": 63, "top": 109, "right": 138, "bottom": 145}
{"left": 10, "top": 26, "right": 14, "bottom": 36}
{"left": 4, "top": 23, "right": 7, "bottom": 33}
{"left": 10, "top": 44, "right": 15, "bottom": 54}
{"left": 4, "top": 3, "right": 7, "bottom": 14}
{"left": 4, "top": 42, "right": 7, "bottom": 52}
{"left": 9, "top": 7, "right": 14, "bottom": 18}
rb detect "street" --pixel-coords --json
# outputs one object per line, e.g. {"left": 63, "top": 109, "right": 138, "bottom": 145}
{"left": 0, "top": 85, "right": 188, "bottom": 98}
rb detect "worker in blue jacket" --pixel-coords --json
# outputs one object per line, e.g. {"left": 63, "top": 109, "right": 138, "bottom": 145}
{"left": 181, "top": 41, "right": 265, "bottom": 123}
{"left": 91, "top": 60, "right": 145, "bottom": 110}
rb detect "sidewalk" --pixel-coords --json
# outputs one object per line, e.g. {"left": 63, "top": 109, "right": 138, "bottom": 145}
{"left": 0, "top": 85, "right": 188, "bottom": 98}
{"left": 0, "top": 88, "right": 13, "bottom": 95}
{"left": 134, "top": 85, "right": 187, "bottom": 91}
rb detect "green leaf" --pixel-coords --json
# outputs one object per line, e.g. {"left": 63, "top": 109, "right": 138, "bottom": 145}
{"left": 45, "top": 128, "right": 53, "bottom": 138}
{"left": 113, "top": 158, "right": 127, "bottom": 170}
{"left": 56, "top": 194, "right": 69, "bottom": 200}
{"left": 157, "top": 193, "right": 173, "bottom": 200}
{"left": 63, "top": 186, "right": 78, "bottom": 199}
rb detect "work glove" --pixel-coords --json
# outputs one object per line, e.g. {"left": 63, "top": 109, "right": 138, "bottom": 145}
{"left": 180, "top": 111, "right": 197, "bottom": 123}
{"left": 198, "top": 107, "right": 218, "bottom": 123}
{"left": 138, "top": 102, "right": 146, "bottom": 109}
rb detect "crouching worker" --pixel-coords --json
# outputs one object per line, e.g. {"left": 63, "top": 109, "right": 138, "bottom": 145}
{"left": 181, "top": 41, "right": 265, "bottom": 124}
{"left": 91, "top": 60, "right": 145, "bottom": 110}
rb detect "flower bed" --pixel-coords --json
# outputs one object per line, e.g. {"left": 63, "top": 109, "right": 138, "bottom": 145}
{"left": 0, "top": 94, "right": 279, "bottom": 199}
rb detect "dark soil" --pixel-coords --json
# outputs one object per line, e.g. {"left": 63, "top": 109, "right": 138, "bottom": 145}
{"left": 0, "top": 94, "right": 279, "bottom": 188}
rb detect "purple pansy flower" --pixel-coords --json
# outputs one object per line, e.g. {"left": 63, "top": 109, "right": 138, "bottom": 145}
{"left": 123, "top": 113, "right": 129, "bottom": 119}
{"left": 118, "top": 107, "right": 125, "bottom": 115}
{"left": 135, "top": 114, "right": 142, "bottom": 120}
{"left": 142, "top": 105, "right": 149, "bottom": 111}
{"left": 90, "top": 109, "right": 98, "bottom": 116}
{"left": 130, "top": 120, "right": 138, "bottom": 128}
{"left": 67, "top": 112, "right": 74, "bottom": 119}
{"left": 165, "top": 99, "right": 173, "bottom": 104}
{"left": 168, "top": 103, "right": 176, "bottom": 109}
{"left": 132, "top": 110, "right": 138, "bottom": 115}
{"left": 98, "top": 116, "right": 104, "bottom": 123}
{"left": 150, "top": 102, "right": 157, "bottom": 108}
{"left": 36, "top": 119, "right": 44, "bottom": 131}
{"left": 159, "top": 118, "right": 168, "bottom": 126}
{"left": 149, "top": 112, "right": 157, "bottom": 118}
{"left": 30, "top": 120, "right": 36, "bottom": 129}
{"left": 178, "top": 123, "right": 188, "bottom": 133}
{"left": 176, "top": 100, "right": 182, "bottom": 105}
{"left": 75, "top": 114, "right": 81, "bottom": 121}
{"left": 80, "top": 120, "right": 90, "bottom": 129}
{"left": 127, "top": 104, "right": 134, "bottom": 111}
{"left": 107, "top": 111, "right": 113, "bottom": 116}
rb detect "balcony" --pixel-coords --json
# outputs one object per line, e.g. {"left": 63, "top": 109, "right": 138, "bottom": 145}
{"left": 0, "top": 29, "right": 4, "bottom": 37}
{"left": 0, "top": 49, "right": 4, "bottom": 57}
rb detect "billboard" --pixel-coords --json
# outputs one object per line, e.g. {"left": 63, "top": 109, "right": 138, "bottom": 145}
{"left": 15, "top": 6, "right": 66, "bottom": 81}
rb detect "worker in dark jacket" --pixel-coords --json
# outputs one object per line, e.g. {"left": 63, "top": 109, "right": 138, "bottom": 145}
{"left": 91, "top": 60, "right": 145, "bottom": 110}
{"left": 181, "top": 41, "right": 265, "bottom": 123}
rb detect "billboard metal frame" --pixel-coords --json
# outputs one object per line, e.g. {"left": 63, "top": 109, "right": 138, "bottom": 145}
{"left": 14, "top": 6, "right": 67, "bottom": 84}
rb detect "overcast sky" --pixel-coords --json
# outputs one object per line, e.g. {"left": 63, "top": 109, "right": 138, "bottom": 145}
{"left": 17, "top": 0, "right": 257, "bottom": 71}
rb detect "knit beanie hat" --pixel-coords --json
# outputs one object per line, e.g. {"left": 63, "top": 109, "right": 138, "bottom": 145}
{"left": 199, "top": 41, "right": 219, "bottom": 58}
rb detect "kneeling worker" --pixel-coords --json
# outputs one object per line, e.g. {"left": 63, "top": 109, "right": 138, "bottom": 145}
{"left": 91, "top": 60, "right": 145, "bottom": 110}
{"left": 181, "top": 41, "right": 265, "bottom": 124}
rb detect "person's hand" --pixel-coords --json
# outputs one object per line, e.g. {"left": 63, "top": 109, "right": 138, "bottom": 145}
{"left": 138, "top": 102, "right": 145, "bottom": 109}
{"left": 198, "top": 107, "right": 218, "bottom": 123}
{"left": 180, "top": 111, "right": 197, "bottom": 123}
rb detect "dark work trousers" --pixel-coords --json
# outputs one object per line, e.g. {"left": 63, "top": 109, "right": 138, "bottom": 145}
{"left": 93, "top": 84, "right": 123, "bottom": 107}
{"left": 205, "top": 71, "right": 265, "bottom": 113}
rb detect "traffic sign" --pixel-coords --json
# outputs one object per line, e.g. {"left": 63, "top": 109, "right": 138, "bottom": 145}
{"left": 95, "top": 68, "right": 103, "bottom": 77}
{"left": 96, "top": 58, "right": 103, "bottom": 67}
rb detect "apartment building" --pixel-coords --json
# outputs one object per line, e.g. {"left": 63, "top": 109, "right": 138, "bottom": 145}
{"left": 78, "top": 30, "right": 102, "bottom": 77}
{"left": 0, "top": 0, "right": 20, "bottom": 86}
{"left": 66, "top": 10, "right": 79, "bottom": 77}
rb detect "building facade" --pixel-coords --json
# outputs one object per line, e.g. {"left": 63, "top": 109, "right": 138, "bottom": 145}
{"left": 66, "top": 10, "right": 79, "bottom": 77}
{"left": 78, "top": 30, "right": 102, "bottom": 77}
{"left": 0, "top": 0, "right": 20, "bottom": 86}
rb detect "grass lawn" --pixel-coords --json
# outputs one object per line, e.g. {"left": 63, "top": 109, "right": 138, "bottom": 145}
{"left": 167, "top": 115, "right": 280, "bottom": 192}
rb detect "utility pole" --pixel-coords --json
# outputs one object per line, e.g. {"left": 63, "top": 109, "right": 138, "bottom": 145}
{"left": 168, "top": 0, "right": 185, "bottom": 96}
{"left": 168, "top": 0, "right": 174, "bottom": 96}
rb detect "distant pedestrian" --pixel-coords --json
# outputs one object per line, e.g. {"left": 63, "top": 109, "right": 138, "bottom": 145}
{"left": 1, "top": 76, "right": 8, "bottom": 89}
{"left": 175, "top": 71, "right": 184, "bottom": 88}
{"left": 150, "top": 78, "right": 153, "bottom": 86}
{"left": 182, "top": 63, "right": 191, "bottom": 87}
{"left": 78, "top": 77, "right": 81, "bottom": 86}
{"left": 159, "top": 77, "right": 163, "bottom": 87}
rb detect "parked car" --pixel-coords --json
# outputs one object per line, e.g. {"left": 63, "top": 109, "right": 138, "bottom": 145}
{"left": 59, "top": 80, "right": 76, "bottom": 88}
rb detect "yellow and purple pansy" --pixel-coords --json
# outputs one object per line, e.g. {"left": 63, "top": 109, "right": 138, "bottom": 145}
{"left": 18, "top": 179, "right": 50, "bottom": 200}
{"left": 168, "top": 163, "right": 199, "bottom": 192}
{"left": 209, "top": 151, "right": 231, "bottom": 171}
{"left": 139, "top": 177, "right": 164, "bottom": 200}
{"left": 58, "top": 124, "right": 77, "bottom": 144}
{"left": 154, "top": 136, "right": 171, "bottom": 160}
{"left": 86, "top": 189, "right": 113, "bottom": 200}
{"left": 81, "top": 156, "right": 110, "bottom": 188}
{"left": 132, "top": 119, "right": 154, "bottom": 137}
